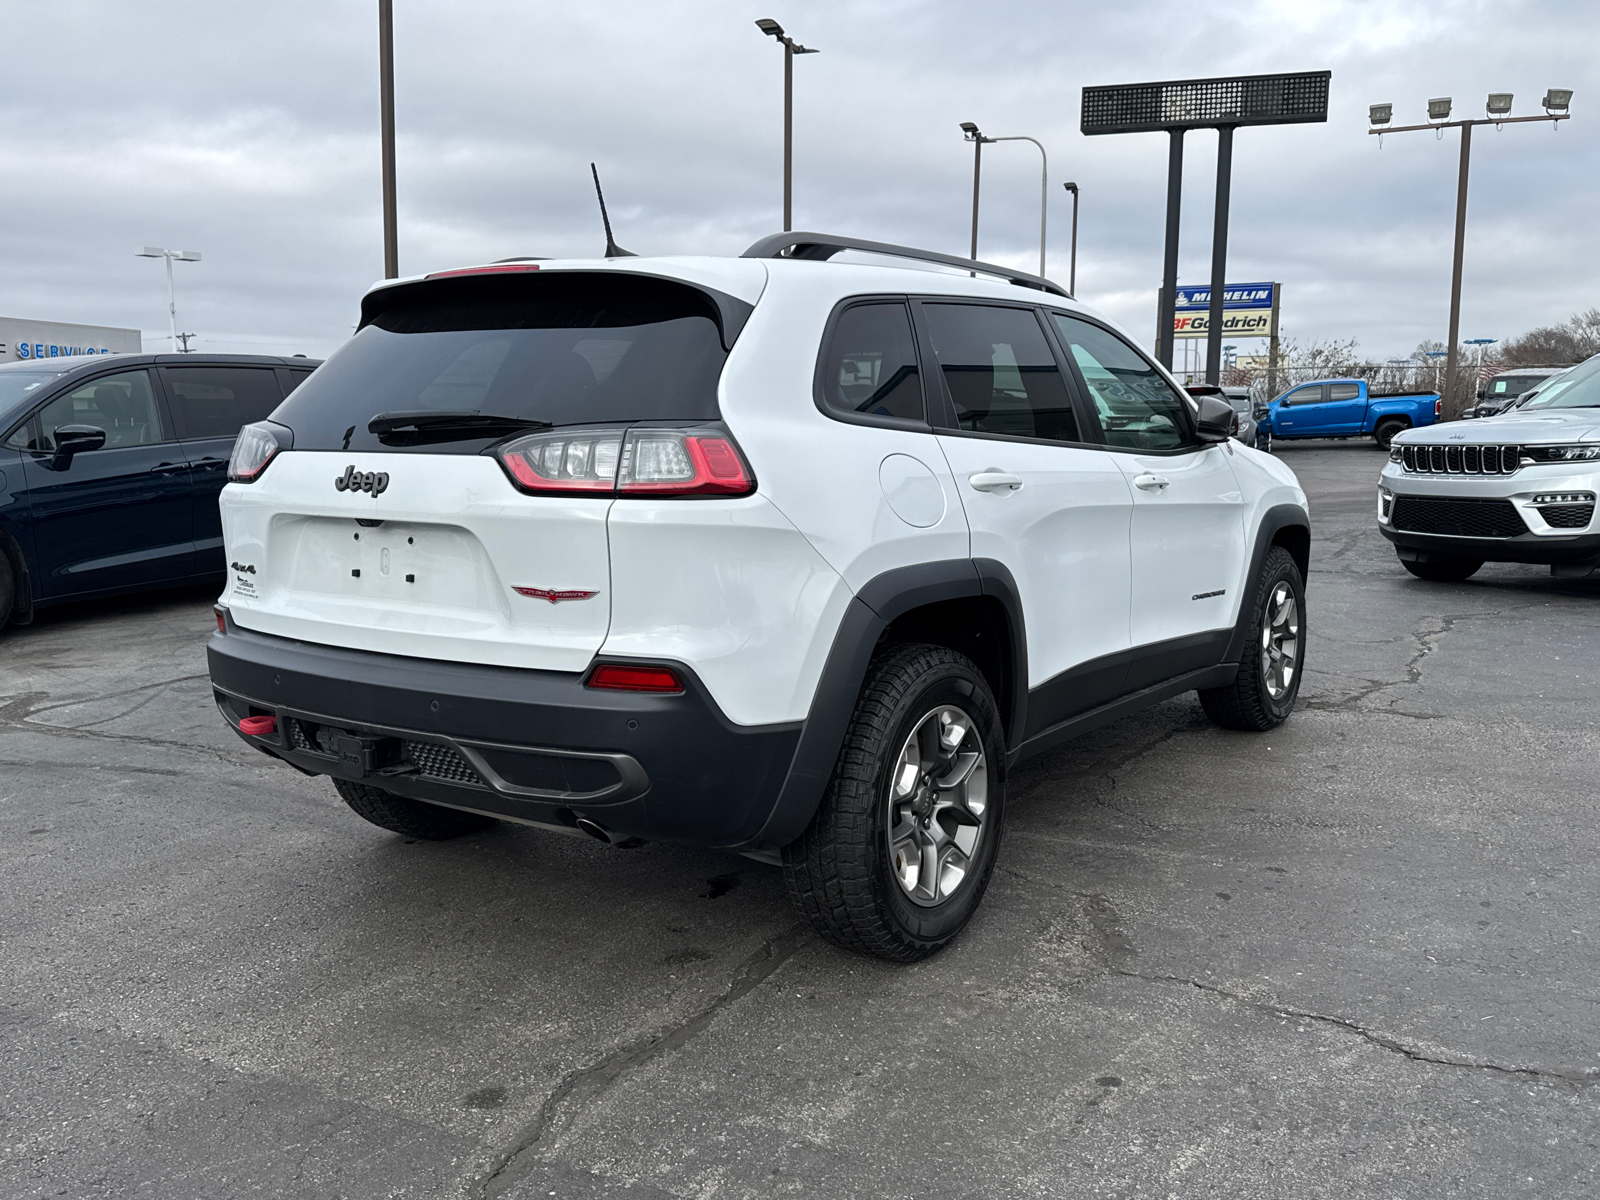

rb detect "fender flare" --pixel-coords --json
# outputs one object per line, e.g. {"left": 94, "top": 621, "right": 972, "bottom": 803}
{"left": 1222, "top": 503, "right": 1310, "bottom": 666}
{"left": 741, "top": 558, "right": 1027, "bottom": 852}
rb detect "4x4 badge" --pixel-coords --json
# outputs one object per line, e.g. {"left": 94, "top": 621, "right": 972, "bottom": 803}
{"left": 335, "top": 466, "right": 389, "bottom": 496}
{"left": 513, "top": 587, "right": 599, "bottom": 604}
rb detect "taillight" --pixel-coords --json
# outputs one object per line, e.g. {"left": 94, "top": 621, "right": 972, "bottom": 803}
{"left": 586, "top": 663, "right": 685, "bottom": 693}
{"left": 498, "top": 427, "right": 623, "bottom": 494}
{"left": 229, "top": 421, "right": 290, "bottom": 482}
{"left": 1434, "top": 398, "right": 1443, "bottom": 416}
{"left": 494, "top": 426, "right": 754, "bottom": 499}
{"left": 619, "top": 430, "right": 753, "bottom": 496}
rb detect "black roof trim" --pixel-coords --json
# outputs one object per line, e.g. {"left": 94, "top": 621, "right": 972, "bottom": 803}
{"left": 741, "top": 232, "right": 1070, "bottom": 298}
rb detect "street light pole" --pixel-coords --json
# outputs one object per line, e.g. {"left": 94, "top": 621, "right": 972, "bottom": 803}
{"left": 1368, "top": 90, "right": 1571, "bottom": 415}
{"left": 987, "top": 135, "right": 1048, "bottom": 278}
{"left": 1062, "top": 182, "right": 1079, "bottom": 297}
{"left": 136, "top": 247, "right": 202, "bottom": 352}
{"left": 960, "top": 122, "right": 988, "bottom": 261}
{"left": 756, "top": 20, "right": 818, "bottom": 233}
{"left": 378, "top": 0, "right": 398, "bottom": 279}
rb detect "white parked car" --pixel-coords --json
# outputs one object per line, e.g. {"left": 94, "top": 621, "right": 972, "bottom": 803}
{"left": 209, "top": 234, "right": 1311, "bottom": 960}
{"left": 1380, "top": 353, "right": 1600, "bottom": 581}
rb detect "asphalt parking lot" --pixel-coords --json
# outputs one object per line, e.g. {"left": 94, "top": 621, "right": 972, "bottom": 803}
{"left": 4, "top": 441, "right": 1599, "bottom": 1200}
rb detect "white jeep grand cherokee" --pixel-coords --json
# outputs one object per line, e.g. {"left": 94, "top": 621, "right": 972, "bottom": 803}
{"left": 209, "top": 234, "right": 1310, "bottom": 961}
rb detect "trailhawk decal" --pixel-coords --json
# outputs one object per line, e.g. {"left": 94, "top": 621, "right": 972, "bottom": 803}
{"left": 513, "top": 587, "right": 600, "bottom": 604}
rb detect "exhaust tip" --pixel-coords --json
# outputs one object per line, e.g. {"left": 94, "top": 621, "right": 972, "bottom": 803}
{"left": 575, "top": 818, "right": 612, "bottom": 843}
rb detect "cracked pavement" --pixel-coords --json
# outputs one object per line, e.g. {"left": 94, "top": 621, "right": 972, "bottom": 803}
{"left": 3, "top": 442, "right": 1599, "bottom": 1198}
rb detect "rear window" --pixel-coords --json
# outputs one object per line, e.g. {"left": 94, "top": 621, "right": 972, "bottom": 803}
{"left": 272, "top": 273, "right": 744, "bottom": 453}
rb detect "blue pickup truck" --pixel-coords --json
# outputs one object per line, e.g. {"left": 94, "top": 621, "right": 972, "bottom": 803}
{"left": 1258, "top": 379, "right": 1442, "bottom": 451}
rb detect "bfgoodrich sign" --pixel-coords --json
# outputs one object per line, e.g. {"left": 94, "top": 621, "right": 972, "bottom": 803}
{"left": 0, "top": 316, "right": 141, "bottom": 363}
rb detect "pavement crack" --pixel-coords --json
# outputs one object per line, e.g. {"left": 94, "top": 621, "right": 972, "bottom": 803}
{"left": 476, "top": 923, "right": 809, "bottom": 1198}
{"left": 1117, "top": 969, "right": 1600, "bottom": 1087}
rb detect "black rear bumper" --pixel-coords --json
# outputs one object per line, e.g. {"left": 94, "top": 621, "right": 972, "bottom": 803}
{"left": 207, "top": 618, "right": 801, "bottom": 850}
{"left": 1381, "top": 524, "right": 1600, "bottom": 564}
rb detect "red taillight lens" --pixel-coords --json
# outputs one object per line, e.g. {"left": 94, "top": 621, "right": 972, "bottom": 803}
{"left": 586, "top": 664, "right": 685, "bottom": 693}
{"left": 228, "top": 422, "right": 285, "bottom": 483}
{"left": 239, "top": 715, "right": 277, "bottom": 736}
{"left": 215, "top": 609, "right": 226, "bottom": 634}
{"left": 1435, "top": 398, "right": 1443, "bottom": 416}
{"left": 496, "top": 428, "right": 623, "bottom": 495}
{"left": 494, "top": 426, "right": 754, "bottom": 499}
{"left": 618, "top": 430, "right": 753, "bottom": 496}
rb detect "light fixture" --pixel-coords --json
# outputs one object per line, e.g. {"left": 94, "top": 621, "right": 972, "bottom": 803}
{"left": 1369, "top": 103, "right": 1392, "bottom": 126}
{"left": 1428, "top": 97, "right": 1452, "bottom": 121}
{"left": 1486, "top": 93, "right": 1513, "bottom": 116}
{"left": 960, "top": 121, "right": 981, "bottom": 140}
{"left": 1543, "top": 88, "right": 1572, "bottom": 114}
{"left": 755, "top": 18, "right": 783, "bottom": 37}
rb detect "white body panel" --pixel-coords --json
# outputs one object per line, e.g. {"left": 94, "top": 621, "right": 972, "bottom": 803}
{"left": 719, "top": 269, "right": 971, "bottom": 589}
{"left": 220, "top": 451, "right": 612, "bottom": 672}
{"left": 1113, "top": 444, "right": 1248, "bottom": 646}
{"left": 936, "top": 434, "right": 1132, "bottom": 685}
{"left": 603, "top": 496, "right": 850, "bottom": 725}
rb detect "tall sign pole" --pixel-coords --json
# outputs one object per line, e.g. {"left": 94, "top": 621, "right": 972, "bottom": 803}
{"left": 1267, "top": 283, "right": 1282, "bottom": 400}
{"left": 378, "top": 0, "right": 398, "bottom": 279}
{"left": 1444, "top": 123, "right": 1472, "bottom": 414}
{"left": 1156, "top": 130, "right": 1183, "bottom": 367}
{"left": 1081, "top": 71, "right": 1330, "bottom": 373}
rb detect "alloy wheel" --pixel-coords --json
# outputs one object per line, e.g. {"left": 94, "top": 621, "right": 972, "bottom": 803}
{"left": 886, "top": 705, "right": 988, "bottom": 906}
{"left": 1260, "top": 582, "right": 1300, "bottom": 700}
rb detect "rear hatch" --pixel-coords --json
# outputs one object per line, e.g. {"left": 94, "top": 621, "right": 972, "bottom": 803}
{"left": 219, "top": 263, "right": 762, "bottom": 672}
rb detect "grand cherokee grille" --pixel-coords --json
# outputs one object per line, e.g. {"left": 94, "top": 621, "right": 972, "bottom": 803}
{"left": 1400, "top": 443, "right": 1520, "bottom": 475}
{"left": 1391, "top": 496, "right": 1528, "bottom": 538}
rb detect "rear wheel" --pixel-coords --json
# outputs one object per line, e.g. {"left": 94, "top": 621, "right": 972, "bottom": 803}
{"left": 333, "top": 778, "right": 495, "bottom": 840}
{"left": 1199, "top": 546, "right": 1304, "bottom": 732}
{"left": 1400, "top": 556, "right": 1482, "bottom": 582}
{"left": 1374, "top": 419, "right": 1407, "bottom": 449}
{"left": 783, "top": 644, "right": 1005, "bottom": 963}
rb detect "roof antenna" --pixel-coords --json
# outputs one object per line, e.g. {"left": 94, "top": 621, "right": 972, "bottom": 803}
{"left": 590, "top": 163, "right": 636, "bottom": 258}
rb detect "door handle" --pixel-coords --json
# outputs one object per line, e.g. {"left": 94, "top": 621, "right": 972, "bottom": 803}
{"left": 968, "top": 470, "right": 1023, "bottom": 493}
{"left": 150, "top": 461, "right": 190, "bottom": 475}
{"left": 1133, "top": 474, "right": 1170, "bottom": 492}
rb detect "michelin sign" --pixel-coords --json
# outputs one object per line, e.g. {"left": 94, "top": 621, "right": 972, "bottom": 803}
{"left": 0, "top": 316, "right": 142, "bottom": 363}
{"left": 1172, "top": 282, "right": 1276, "bottom": 339}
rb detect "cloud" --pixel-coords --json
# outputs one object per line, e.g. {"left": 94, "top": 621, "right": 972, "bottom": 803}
{"left": 0, "top": 0, "right": 1593, "bottom": 361}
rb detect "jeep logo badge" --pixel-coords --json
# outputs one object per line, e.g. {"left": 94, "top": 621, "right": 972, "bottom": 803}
{"left": 335, "top": 465, "right": 389, "bottom": 496}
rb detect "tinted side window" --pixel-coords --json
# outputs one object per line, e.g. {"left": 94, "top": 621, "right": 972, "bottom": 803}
{"left": 924, "top": 304, "right": 1079, "bottom": 442}
{"left": 164, "top": 367, "right": 283, "bottom": 440}
{"left": 1049, "top": 314, "right": 1192, "bottom": 451}
{"left": 22, "top": 370, "right": 165, "bottom": 452}
{"left": 1329, "top": 383, "right": 1361, "bottom": 401}
{"left": 819, "top": 303, "right": 924, "bottom": 422}
{"left": 279, "top": 369, "right": 314, "bottom": 396}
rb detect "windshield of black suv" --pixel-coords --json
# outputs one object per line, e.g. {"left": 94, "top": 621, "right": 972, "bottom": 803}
{"left": 1488, "top": 374, "right": 1550, "bottom": 396}
{"left": 0, "top": 369, "right": 69, "bottom": 433}
{"left": 271, "top": 272, "right": 746, "bottom": 453}
{"left": 1518, "top": 357, "right": 1600, "bottom": 410}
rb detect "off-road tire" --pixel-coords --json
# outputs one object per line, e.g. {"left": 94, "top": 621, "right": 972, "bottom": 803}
{"left": 1400, "top": 556, "right": 1483, "bottom": 582}
{"left": 1374, "top": 419, "right": 1407, "bottom": 449}
{"left": 1199, "top": 546, "right": 1305, "bottom": 732}
{"left": 782, "top": 643, "right": 1005, "bottom": 963}
{"left": 333, "top": 778, "right": 495, "bottom": 840}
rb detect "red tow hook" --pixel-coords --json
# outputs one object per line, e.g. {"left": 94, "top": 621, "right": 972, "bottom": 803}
{"left": 239, "top": 715, "right": 277, "bottom": 736}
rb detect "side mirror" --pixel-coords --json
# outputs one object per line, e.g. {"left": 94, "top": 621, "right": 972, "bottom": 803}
{"left": 1195, "top": 395, "right": 1235, "bottom": 443}
{"left": 51, "top": 424, "right": 106, "bottom": 470}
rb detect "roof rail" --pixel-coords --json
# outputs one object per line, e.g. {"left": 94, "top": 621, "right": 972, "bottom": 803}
{"left": 741, "top": 232, "right": 1070, "bottom": 298}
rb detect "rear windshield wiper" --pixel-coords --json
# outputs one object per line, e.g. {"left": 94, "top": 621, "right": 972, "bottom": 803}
{"left": 367, "top": 410, "right": 552, "bottom": 445}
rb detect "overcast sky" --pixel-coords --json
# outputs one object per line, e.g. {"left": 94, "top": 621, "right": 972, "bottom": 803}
{"left": 2, "top": 0, "right": 1594, "bottom": 361}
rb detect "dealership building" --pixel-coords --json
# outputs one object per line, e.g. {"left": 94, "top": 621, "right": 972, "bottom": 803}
{"left": 0, "top": 316, "right": 142, "bottom": 363}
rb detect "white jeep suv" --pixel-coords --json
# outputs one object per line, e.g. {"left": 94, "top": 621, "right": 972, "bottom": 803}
{"left": 1380, "top": 353, "right": 1600, "bottom": 581}
{"left": 209, "top": 234, "right": 1310, "bottom": 961}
